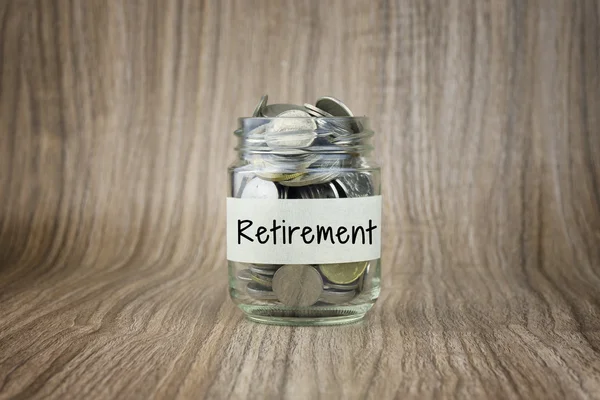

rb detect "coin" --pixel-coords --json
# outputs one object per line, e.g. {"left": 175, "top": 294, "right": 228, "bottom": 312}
{"left": 246, "top": 281, "right": 277, "bottom": 300}
{"left": 272, "top": 265, "right": 323, "bottom": 307}
{"left": 320, "top": 289, "right": 357, "bottom": 304}
{"left": 304, "top": 103, "right": 332, "bottom": 117}
{"left": 323, "top": 281, "right": 359, "bottom": 290}
{"left": 319, "top": 262, "right": 369, "bottom": 284}
{"left": 253, "top": 154, "right": 320, "bottom": 174}
{"left": 286, "top": 181, "right": 340, "bottom": 199}
{"left": 315, "top": 97, "right": 363, "bottom": 133}
{"left": 241, "top": 117, "right": 270, "bottom": 134}
{"left": 250, "top": 271, "right": 273, "bottom": 287}
{"left": 315, "top": 96, "right": 354, "bottom": 117}
{"left": 279, "top": 173, "right": 339, "bottom": 187}
{"left": 316, "top": 118, "right": 354, "bottom": 136}
{"left": 250, "top": 265, "right": 278, "bottom": 276}
{"left": 255, "top": 172, "right": 305, "bottom": 182}
{"left": 253, "top": 263, "right": 282, "bottom": 269}
{"left": 261, "top": 103, "right": 306, "bottom": 118}
{"left": 305, "top": 182, "right": 340, "bottom": 198}
{"left": 277, "top": 184, "right": 289, "bottom": 199}
{"left": 266, "top": 110, "right": 317, "bottom": 149}
{"left": 246, "top": 123, "right": 268, "bottom": 138}
{"left": 332, "top": 172, "right": 374, "bottom": 197}
{"left": 252, "top": 94, "right": 268, "bottom": 117}
{"left": 240, "top": 177, "right": 280, "bottom": 199}
{"left": 237, "top": 269, "right": 253, "bottom": 282}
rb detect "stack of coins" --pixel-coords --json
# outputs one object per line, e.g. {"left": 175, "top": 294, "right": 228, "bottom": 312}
{"left": 234, "top": 95, "right": 375, "bottom": 307}
{"left": 237, "top": 262, "right": 370, "bottom": 306}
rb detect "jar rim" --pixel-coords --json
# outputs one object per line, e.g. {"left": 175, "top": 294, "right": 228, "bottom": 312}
{"left": 238, "top": 116, "right": 369, "bottom": 123}
{"left": 235, "top": 116, "right": 371, "bottom": 137}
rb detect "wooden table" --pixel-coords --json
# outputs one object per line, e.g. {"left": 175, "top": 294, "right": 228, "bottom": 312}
{"left": 1, "top": 1, "right": 599, "bottom": 398}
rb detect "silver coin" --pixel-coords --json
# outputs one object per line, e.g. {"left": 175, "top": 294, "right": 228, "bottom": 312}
{"left": 315, "top": 97, "right": 363, "bottom": 133}
{"left": 333, "top": 172, "right": 374, "bottom": 197}
{"left": 307, "top": 182, "right": 340, "bottom": 198}
{"left": 278, "top": 184, "right": 289, "bottom": 199}
{"left": 254, "top": 153, "right": 320, "bottom": 172}
{"left": 324, "top": 281, "right": 359, "bottom": 290}
{"left": 317, "top": 118, "right": 354, "bottom": 136}
{"left": 286, "top": 182, "right": 340, "bottom": 199}
{"left": 247, "top": 123, "right": 268, "bottom": 139}
{"left": 315, "top": 96, "right": 354, "bottom": 117}
{"left": 252, "top": 94, "right": 268, "bottom": 117}
{"left": 265, "top": 110, "right": 317, "bottom": 149}
{"left": 272, "top": 265, "right": 323, "bottom": 307}
{"left": 250, "top": 271, "right": 273, "bottom": 287}
{"left": 304, "top": 103, "right": 332, "bottom": 117}
{"left": 240, "top": 177, "right": 280, "bottom": 199}
{"left": 246, "top": 281, "right": 277, "bottom": 300}
{"left": 252, "top": 263, "right": 282, "bottom": 270}
{"left": 320, "top": 289, "right": 357, "bottom": 304}
{"left": 265, "top": 130, "right": 317, "bottom": 149}
{"left": 250, "top": 265, "right": 278, "bottom": 276}
{"left": 261, "top": 103, "right": 306, "bottom": 118}
{"left": 237, "top": 269, "right": 253, "bottom": 282}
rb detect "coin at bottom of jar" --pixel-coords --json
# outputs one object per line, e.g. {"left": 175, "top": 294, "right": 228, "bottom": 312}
{"left": 323, "top": 281, "right": 358, "bottom": 291}
{"left": 319, "top": 262, "right": 369, "bottom": 284}
{"left": 237, "top": 269, "right": 253, "bottom": 282}
{"left": 250, "top": 265, "right": 278, "bottom": 276}
{"left": 272, "top": 265, "right": 323, "bottom": 307}
{"left": 246, "top": 281, "right": 277, "bottom": 300}
{"left": 252, "top": 263, "right": 283, "bottom": 270}
{"left": 250, "top": 272, "right": 273, "bottom": 288}
{"left": 320, "top": 288, "right": 357, "bottom": 304}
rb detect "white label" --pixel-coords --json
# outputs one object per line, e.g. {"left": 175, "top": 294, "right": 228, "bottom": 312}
{"left": 227, "top": 196, "right": 382, "bottom": 264}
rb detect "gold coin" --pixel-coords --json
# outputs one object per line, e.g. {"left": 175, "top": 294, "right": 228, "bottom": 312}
{"left": 319, "top": 262, "right": 369, "bottom": 284}
{"left": 256, "top": 172, "right": 306, "bottom": 182}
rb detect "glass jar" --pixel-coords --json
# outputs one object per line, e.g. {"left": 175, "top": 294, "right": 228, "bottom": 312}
{"left": 227, "top": 115, "right": 381, "bottom": 326}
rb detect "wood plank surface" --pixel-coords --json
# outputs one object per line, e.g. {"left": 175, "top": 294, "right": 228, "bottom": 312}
{"left": 1, "top": 0, "right": 599, "bottom": 398}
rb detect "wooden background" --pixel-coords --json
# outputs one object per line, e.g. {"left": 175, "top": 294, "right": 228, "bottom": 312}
{"left": 1, "top": 0, "right": 599, "bottom": 398}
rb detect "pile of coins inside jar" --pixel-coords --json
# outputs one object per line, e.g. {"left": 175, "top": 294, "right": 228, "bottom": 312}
{"left": 233, "top": 95, "right": 376, "bottom": 307}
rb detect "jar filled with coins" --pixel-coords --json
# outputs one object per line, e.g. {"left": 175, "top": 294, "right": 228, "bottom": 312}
{"left": 227, "top": 95, "right": 382, "bottom": 326}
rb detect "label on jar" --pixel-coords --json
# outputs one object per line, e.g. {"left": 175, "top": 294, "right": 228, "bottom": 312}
{"left": 226, "top": 196, "right": 382, "bottom": 264}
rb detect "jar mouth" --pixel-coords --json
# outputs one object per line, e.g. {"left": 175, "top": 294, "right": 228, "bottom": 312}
{"left": 236, "top": 116, "right": 370, "bottom": 134}
{"left": 234, "top": 116, "right": 373, "bottom": 156}
{"left": 237, "top": 116, "right": 369, "bottom": 122}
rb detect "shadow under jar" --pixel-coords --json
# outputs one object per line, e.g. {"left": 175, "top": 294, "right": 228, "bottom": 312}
{"left": 227, "top": 115, "right": 381, "bottom": 326}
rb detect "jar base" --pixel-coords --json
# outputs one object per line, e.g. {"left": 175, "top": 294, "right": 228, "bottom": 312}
{"left": 239, "top": 304, "right": 373, "bottom": 326}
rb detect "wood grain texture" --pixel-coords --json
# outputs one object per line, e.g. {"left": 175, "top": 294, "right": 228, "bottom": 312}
{"left": 1, "top": 0, "right": 599, "bottom": 398}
